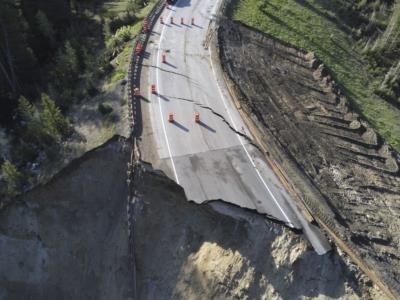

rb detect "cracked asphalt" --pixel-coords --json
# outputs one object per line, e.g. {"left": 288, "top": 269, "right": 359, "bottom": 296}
{"left": 140, "top": 0, "right": 331, "bottom": 254}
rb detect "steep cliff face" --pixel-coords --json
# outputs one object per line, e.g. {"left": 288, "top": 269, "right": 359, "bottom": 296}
{"left": 0, "top": 137, "right": 133, "bottom": 300}
{"left": 131, "top": 163, "right": 386, "bottom": 300}
{"left": 0, "top": 137, "right": 387, "bottom": 299}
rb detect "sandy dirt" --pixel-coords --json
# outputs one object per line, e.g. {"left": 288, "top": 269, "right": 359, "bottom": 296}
{"left": 131, "top": 162, "right": 387, "bottom": 300}
{"left": 217, "top": 20, "right": 400, "bottom": 298}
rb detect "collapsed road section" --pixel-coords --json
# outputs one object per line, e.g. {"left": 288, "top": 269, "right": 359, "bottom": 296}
{"left": 138, "top": 0, "right": 330, "bottom": 254}
{"left": 217, "top": 19, "right": 400, "bottom": 299}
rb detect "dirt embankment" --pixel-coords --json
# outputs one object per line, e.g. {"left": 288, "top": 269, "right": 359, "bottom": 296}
{"left": 0, "top": 136, "right": 133, "bottom": 300}
{"left": 217, "top": 20, "right": 400, "bottom": 298}
{"left": 0, "top": 134, "right": 388, "bottom": 299}
{"left": 131, "top": 162, "right": 385, "bottom": 299}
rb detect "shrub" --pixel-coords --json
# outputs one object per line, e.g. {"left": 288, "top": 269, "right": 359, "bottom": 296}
{"left": 98, "top": 102, "right": 113, "bottom": 114}
{"left": 1, "top": 160, "right": 22, "bottom": 196}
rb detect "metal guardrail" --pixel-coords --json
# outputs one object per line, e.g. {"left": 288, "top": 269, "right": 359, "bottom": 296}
{"left": 125, "top": 2, "right": 166, "bottom": 299}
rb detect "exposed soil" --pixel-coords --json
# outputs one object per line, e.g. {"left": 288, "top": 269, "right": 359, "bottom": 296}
{"left": 131, "top": 162, "right": 386, "bottom": 299}
{"left": 0, "top": 136, "right": 133, "bottom": 299}
{"left": 217, "top": 20, "right": 400, "bottom": 298}
{"left": 0, "top": 135, "right": 389, "bottom": 299}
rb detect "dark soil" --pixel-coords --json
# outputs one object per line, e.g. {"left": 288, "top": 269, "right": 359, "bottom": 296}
{"left": 218, "top": 20, "right": 400, "bottom": 298}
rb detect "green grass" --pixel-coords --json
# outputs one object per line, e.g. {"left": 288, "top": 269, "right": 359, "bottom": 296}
{"left": 230, "top": 0, "right": 400, "bottom": 151}
{"left": 103, "top": 1, "right": 156, "bottom": 90}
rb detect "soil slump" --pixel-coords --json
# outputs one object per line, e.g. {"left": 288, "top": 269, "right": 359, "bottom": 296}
{"left": 218, "top": 20, "right": 400, "bottom": 297}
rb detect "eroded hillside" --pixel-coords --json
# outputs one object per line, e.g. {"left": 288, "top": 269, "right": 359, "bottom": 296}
{"left": 218, "top": 20, "right": 400, "bottom": 298}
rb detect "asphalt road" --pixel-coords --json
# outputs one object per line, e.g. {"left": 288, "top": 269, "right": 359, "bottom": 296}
{"left": 144, "top": 0, "right": 330, "bottom": 254}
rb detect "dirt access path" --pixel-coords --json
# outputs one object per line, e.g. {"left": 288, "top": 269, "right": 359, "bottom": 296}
{"left": 217, "top": 20, "right": 400, "bottom": 298}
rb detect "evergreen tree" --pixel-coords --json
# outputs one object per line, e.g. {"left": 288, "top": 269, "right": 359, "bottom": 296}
{"left": 18, "top": 96, "right": 36, "bottom": 122}
{"left": 1, "top": 160, "right": 22, "bottom": 196}
{"left": 40, "top": 93, "right": 69, "bottom": 140}
{"left": 35, "top": 10, "right": 55, "bottom": 46}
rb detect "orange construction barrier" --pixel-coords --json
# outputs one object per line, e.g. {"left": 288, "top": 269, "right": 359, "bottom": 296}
{"left": 170, "top": 16, "right": 173, "bottom": 24}
{"left": 162, "top": 54, "right": 166, "bottom": 63}
{"left": 135, "top": 42, "right": 142, "bottom": 55}
{"left": 133, "top": 88, "right": 140, "bottom": 96}
{"left": 151, "top": 84, "right": 156, "bottom": 94}
{"left": 160, "top": 16, "right": 164, "bottom": 24}
{"left": 168, "top": 113, "right": 174, "bottom": 122}
{"left": 195, "top": 112, "right": 200, "bottom": 123}
{"left": 181, "top": 17, "right": 184, "bottom": 25}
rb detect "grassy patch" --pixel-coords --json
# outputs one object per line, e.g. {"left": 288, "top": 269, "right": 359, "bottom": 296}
{"left": 111, "top": 69, "right": 126, "bottom": 82}
{"left": 230, "top": 0, "right": 400, "bottom": 151}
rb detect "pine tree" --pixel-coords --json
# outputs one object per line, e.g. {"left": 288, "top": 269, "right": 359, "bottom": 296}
{"left": 18, "top": 96, "right": 36, "bottom": 122}
{"left": 17, "top": 95, "right": 45, "bottom": 144}
{"left": 35, "top": 10, "right": 56, "bottom": 46}
{"left": 1, "top": 160, "right": 22, "bottom": 196}
{"left": 40, "top": 93, "right": 69, "bottom": 140}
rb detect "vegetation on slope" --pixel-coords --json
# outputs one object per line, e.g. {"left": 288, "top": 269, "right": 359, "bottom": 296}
{"left": 228, "top": 0, "right": 400, "bottom": 152}
{"left": 0, "top": 0, "right": 153, "bottom": 197}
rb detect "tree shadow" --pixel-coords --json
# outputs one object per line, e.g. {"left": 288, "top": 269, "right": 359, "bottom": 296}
{"left": 292, "top": 0, "right": 352, "bottom": 34}
{"left": 173, "top": 0, "right": 191, "bottom": 8}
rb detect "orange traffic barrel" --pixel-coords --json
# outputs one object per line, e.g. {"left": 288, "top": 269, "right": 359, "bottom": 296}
{"left": 168, "top": 113, "right": 174, "bottom": 122}
{"left": 151, "top": 84, "right": 156, "bottom": 94}
{"left": 195, "top": 112, "right": 200, "bottom": 123}
{"left": 160, "top": 16, "right": 164, "bottom": 24}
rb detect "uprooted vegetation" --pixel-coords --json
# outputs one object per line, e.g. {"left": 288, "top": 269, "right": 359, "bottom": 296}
{"left": 218, "top": 20, "right": 400, "bottom": 298}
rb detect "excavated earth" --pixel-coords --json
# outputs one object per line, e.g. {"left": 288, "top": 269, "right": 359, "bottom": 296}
{"left": 218, "top": 20, "right": 400, "bottom": 298}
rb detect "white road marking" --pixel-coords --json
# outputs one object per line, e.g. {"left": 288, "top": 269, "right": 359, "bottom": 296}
{"left": 155, "top": 4, "right": 180, "bottom": 184}
{"left": 208, "top": 48, "right": 294, "bottom": 227}
{"left": 207, "top": 0, "right": 294, "bottom": 227}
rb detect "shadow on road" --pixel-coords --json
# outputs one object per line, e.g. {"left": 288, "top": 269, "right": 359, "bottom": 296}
{"left": 163, "top": 61, "right": 177, "bottom": 69}
{"left": 172, "top": 120, "right": 189, "bottom": 132}
{"left": 198, "top": 121, "right": 216, "bottom": 133}
{"left": 158, "top": 94, "right": 170, "bottom": 101}
{"left": 173, "top": 0, "right": 191, "bottom": 8}
{"left": 192, "top": 24, "right": 203, "bottom": 29}
{"left": 141, "top": 96, "right": 150, "bottom": 103}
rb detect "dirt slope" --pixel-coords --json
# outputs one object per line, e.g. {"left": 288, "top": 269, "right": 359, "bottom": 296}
{"left": 217, "top": 20, "right": 400, "bottom": 298}
{"left": 131, "top": 163, "right": 385, "bottom": 299}
{"left": 0, "top": 136, "right": 132, "bottom": 300}
{"left": 0, "top": 134, "right": 389, "bottom": 299}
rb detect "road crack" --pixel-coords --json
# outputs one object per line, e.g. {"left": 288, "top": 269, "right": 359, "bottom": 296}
{"left": 195, "top": 103, "right": 263, "bottom": 152}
